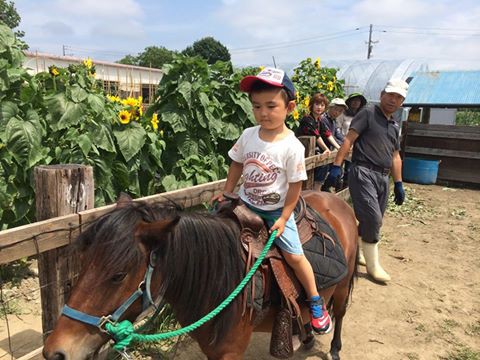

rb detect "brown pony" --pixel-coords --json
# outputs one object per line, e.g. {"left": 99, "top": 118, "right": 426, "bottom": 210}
{"left": 43, "top": 191, "right": 358, "bottom": 360}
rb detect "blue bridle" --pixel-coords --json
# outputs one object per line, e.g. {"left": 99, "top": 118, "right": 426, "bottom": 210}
{"left": 61, "top": 252, "right": 158, "bottom": 332}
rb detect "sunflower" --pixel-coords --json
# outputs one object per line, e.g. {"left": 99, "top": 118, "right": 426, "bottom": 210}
{"left": 83, "top": 58, "right": 93, "bottom": 69}
{"left": 49, "top": 66, "right": 59, "bottom": 76}
{"left": 122, "top": 97, "right": 138, "bottom": 107}
{"left": 292, "top": 109, "right": 300, "bottom": 120}
{"left": 119, "top": 110, "right": 131, "bottom": 124}
{"left": 151, "top": 113, "right": 159, "bottom": 130}
{"left": 303, "top": 96, "right": 310, "bottom": 108}
{"left": 314, "top": 57, "right": 321, "bottom": 69}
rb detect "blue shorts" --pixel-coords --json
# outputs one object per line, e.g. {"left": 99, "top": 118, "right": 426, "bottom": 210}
{"left": 245, "top": 204, "right": 304, "bottom": 255}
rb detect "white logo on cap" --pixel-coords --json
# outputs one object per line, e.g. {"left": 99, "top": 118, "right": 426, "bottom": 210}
{"left": 258, "top": 67, "right": 285, "bottom": 86}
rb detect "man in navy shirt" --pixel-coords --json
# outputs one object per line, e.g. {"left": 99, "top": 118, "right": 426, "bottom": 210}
{"left": 326, "top": 79, "right": 408, "bottom": 283}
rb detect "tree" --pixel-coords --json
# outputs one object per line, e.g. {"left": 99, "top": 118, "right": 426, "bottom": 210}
{"left": 117, "top": 46, "right": 176, "bottom": 69}
{"left": 0, "top": 0, "right": 24, "bottom": 38}
{"left": 136, "top": 46, "right": 176, "bottom": 68}
{"left": 182, "top": 37, "right": 231, "bottom": 64}
{"left": 117, "top": 54, "right": 137, "bottom": 66}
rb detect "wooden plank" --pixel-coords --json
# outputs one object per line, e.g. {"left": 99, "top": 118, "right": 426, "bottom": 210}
{"left": 16, "top": 347, "right": 43, "bottom": 360}
{"left": 34, "top": 165, "right": 95, "bottom": 337}
{"left": 408, "top": 128, "right": 480, "bottom": 141}
{"left": 0, "top": 214, "right": 79, "bottom": 264}
{"left": 407, "top": 122, "right": 480, "bottom": 133}
{"left": 305, "top": 152, "right": 337, "bottom": 170}
{"left": 438, "top": 167, "right": 480, "bottom": 184}
{"left": 298, "top": 136, "right": 316, "bottom": 190}
{"left": 405, "top": 146, "right": 480, "bottom": 160}
{"left": 138, "top": 179, "right": 228, "bottom": 209}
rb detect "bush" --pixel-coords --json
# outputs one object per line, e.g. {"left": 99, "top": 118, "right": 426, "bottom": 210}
{"left": 456, "top": 109, "right": 480, "bottom": 126}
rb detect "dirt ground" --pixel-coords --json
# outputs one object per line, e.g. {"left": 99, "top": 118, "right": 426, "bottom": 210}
{"left": 1, "top": 183, "right": 479, "bottom": 360}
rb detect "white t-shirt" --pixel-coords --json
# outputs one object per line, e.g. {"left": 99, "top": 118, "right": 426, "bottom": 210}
{"left": 228, "top": 126, "right": 307, "bottom": 211}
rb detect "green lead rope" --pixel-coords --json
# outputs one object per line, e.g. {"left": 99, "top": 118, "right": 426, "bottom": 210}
{"left": 105, "top": 229, "right": 278, "bottom": 351}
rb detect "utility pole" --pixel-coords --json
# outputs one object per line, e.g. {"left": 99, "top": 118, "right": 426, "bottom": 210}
{"left": 62, "top": 45, "right": 66, "bottom": 56}
{"left": 366, "top": 24, "right": 378, "bottom": 59}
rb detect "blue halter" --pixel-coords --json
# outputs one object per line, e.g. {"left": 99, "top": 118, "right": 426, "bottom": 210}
{"left": 61, "top": 252, "right": 158, "bottom": 332}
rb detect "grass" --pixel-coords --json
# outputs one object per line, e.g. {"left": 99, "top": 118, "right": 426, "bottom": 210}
{"left": 466, "top": 321, "right": 480, "bottom": 337}
{"left": 386, "top": 186, "right": 437, "bottom": 220}
{"left": 0, "top": 258, "right": 34, "bottom": 286}
{"left": 126, "top": 304, "right": 184, "bottom": 359}
{"left": 441, "top": 346, "right": 480, "bottom": 360}
{"left": 0, "top": 298, "right": 22, "bottom": 318}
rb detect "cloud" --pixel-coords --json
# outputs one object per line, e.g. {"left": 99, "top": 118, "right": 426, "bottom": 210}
{"left": 55, "top": 0, "right": 143, "bottom": 19}
{"left": 39, "top": 21, "right": 75, "bottom": 36}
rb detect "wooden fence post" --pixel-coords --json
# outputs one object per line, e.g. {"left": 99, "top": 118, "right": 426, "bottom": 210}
{"left": 34, "top": 164, "right": 94, "bottom": 338}
{"left": 298, "top": 136, "right": 316, "bottom": 190}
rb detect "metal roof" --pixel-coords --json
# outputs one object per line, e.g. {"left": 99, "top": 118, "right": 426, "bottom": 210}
{"left": 404, "top": 71, "right": 480, "bottom": 107}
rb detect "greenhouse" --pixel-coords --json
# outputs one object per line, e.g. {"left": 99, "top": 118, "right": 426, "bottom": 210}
{"left": 326, "top": 59, "right": 429, "bottom": 102}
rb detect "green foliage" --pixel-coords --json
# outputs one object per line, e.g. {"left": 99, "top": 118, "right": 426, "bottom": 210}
{"left": 182, "top": 37, "right": 231, "bottom": 64}
{"left": 147, "top": 55, "right": 255, "bottom": 191}
{"left": 0, "top": 2, "right": 24, "bottom": 38}
{"left": 118, "top": 46, "right": 177, "bottom": 69}
{"left": 456, "top": 109, "right": 480, "bottom": 126}
{"left": 290, "top": 57, "right": 345, "bottom": 128}
{"left": 117, "top": 54, "right": 137, "bottom": 65}
{"left": 0, "top": 23, "right": 166, "bottom": 227}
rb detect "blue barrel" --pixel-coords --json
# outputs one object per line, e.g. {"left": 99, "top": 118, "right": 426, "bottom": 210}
{"left": 403, "top": 157, "right": 440, "bottom": 184}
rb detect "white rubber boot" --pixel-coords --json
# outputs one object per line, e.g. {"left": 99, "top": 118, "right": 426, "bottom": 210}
{"left": 362, "top": 241, "right": 391, "bottom": 283}
{"left": 358, "top": 238, "right": 366, "bottom": 266}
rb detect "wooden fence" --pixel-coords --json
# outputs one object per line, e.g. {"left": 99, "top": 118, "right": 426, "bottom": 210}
{"left": 402, "top": 122, "right": 480, "bottom": 185}
{"left": 0, "top": 140, "right": 347, "bottom": 360}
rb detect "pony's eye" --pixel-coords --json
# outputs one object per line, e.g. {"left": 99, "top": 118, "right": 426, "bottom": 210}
{"left": 110, "top": 272, "right": 127, "bottom": 283}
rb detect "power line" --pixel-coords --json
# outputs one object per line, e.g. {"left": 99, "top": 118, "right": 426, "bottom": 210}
{"left": 376, "top": 29, "right": 480, "bottom": 37}
{"left": 231, "top": 28, "right": 367, "bottom": 54}
{"left": 376, "top": 24, "right": 480, "bottom": 32}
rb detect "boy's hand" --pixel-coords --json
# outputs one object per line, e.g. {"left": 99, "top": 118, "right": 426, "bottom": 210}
{"left": 322, "top": 149, "right": 331, "bottom": 155}
{"left": 210, "top": 193, "right": 225, "bottom": 207}
{"left": 270, "top": 217, "right": 286, "bottom": 238}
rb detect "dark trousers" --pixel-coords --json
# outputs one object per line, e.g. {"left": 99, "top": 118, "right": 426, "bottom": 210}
{"left": 348, "top": 164, "right": 389, "bottom": 243}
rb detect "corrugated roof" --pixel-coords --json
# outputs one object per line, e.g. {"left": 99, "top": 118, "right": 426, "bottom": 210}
{"left": 404, "top": 71, "right": 480, "bottom": 107}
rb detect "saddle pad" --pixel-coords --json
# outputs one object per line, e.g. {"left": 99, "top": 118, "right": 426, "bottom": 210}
{"left": 302, "top": 205, "right": 348, "bottom": 289}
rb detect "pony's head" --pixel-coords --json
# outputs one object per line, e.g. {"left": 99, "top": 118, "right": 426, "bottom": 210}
{"left": 43, "top": 195, "right": 180, "bottom": 360}
{"left": 44, "top": 195, "right": 244, "bottom": 360}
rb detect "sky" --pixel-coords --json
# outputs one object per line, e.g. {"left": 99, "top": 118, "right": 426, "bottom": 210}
{"left": 14, "top": 0, "right": 480, "bottom": 71}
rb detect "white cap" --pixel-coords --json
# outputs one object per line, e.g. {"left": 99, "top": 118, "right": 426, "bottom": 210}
{"left": 384, "top": 78, "right": 409, "bottom": 98}
{"left": 329, "top": 98, "right": 348, "bottom": 109}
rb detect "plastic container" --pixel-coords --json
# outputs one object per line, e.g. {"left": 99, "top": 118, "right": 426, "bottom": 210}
{"left": 403, "top": 157, "right": 441, "bottom": 184}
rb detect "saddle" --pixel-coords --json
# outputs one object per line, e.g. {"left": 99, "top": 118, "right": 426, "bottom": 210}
{"left": 216, "top": 192, "right": 347, "bottom": 358}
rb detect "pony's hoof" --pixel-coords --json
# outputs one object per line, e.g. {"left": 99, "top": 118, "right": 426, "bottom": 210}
{"left": 327, "top": 351, "right": 340, "bottom": 360}
{"left": 302, "top": 333, "right": 315, "bottom": 351}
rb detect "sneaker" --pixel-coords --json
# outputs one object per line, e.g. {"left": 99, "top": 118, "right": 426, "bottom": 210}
{"left": 309, "top": 296, "right": 333, "bottom": 334}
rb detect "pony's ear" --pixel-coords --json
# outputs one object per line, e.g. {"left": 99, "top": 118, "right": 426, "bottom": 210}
{"left": 116, "top": 192, "right": 133, "bottom": 208}
{"left": 135, "top": 216, "right": 180, "bottom": 248}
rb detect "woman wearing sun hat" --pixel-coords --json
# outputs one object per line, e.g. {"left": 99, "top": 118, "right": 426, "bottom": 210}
{"left": 336, "top": 93, "right": 367, "bottom": 137}
{"left": 335, "top": 93, "right": 368, "bottom": 190}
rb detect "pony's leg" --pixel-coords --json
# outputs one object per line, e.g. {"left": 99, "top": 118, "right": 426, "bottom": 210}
{"left": 329, "top": 286, "right": 349, "bottom": 360}
{"left": 201, "top": 317, "right": 254, "bottom": 360}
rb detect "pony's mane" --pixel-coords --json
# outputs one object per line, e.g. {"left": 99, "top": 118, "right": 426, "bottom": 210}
{"left": 158, "top": 211, "right": 244, "bottom": 345}
{"left": 76, "top": 201, "right": 244, "bottom": 346}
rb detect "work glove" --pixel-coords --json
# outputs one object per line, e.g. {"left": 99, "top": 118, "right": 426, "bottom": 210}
{"left": 323, "top": 165, "right": 342, "bottom": 192}
{"left": 393, "top": 181, "right": 405, "bottom": 205}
